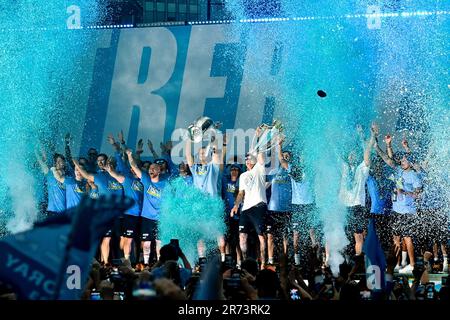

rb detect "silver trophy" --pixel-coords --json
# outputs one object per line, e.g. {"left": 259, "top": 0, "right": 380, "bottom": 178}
{"left": 249, "top": 119, "right": 284, "bottom": 156}
{"left": 187, "top": 116, "right": 222, "bottom": 143}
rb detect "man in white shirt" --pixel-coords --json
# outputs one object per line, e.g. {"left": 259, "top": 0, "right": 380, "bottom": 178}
{"left": 231, "top": 131, "right": 268, "bottom": 269}
{"left": 339, "top": 124, "right": 375, "bottom": 257}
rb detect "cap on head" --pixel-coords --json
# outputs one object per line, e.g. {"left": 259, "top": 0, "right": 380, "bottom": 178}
{"left": 230, "top": 163, "right": 242, "bottom": 172}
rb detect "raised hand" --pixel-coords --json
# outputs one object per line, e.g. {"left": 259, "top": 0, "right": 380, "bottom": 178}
{"left": 118, "top": 130, "right": 125, "bottom": 145}
{"left": 356, "top": 124, "right": 363, "bottom": 134}
{"left": 255, "top": 125, "right": 263, "bottom": 138}
{"left": 371, "top": 122, "right": 380, "bottom": 136}
{"left": 278, "top": 135, "right": 285, "bottom": 146}
{"left": 64, "top": 133, "right": 72, "bottom": 145}
{"left": 125, "top": 149, "right": 133, "bottom": 157}
{"left": 107, "top": 133, "right": 116, "bottom": 145}
{"left": 401, "top": 139, "right": 408, "bottom": 147}
{"left": 104, "top": 162, "right": 112, "bottom": 173}
{"left": 384, "top": 134, "right": 392, "bottom": 145}
{"left": 147, "top": 139, "right": 154, "bottom": 150}
{"left": 160, "top": 142, "right": 166, "bottom": 153}
{"left": 136, "top": 139, "right": 144, "bottom": 154}
{"left": 37, "top": 141, "right": 47, "bottom": 162}
{"left": 401, "top": 138, "right": 411, "bottom": 153}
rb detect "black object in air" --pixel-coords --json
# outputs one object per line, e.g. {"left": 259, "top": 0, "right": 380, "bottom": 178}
{"left": 317, "top": 90, "right": 327, "bottom": 97}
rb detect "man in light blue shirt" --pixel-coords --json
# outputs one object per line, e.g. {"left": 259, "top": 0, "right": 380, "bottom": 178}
{"left": 185, "top": 139, "right": 222, "bottom": 197}
{"left": 374, "top": 136, "right": 422, "bottom": 274}
{"left": 266, "top": 144, "right": 292, "bottom": 265}
{"left": 185, "top": 137, "right": 225, "bottom": 259}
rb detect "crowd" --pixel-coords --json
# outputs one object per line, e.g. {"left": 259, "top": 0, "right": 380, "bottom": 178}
{"left": 18, "top": 122, "right": 450, "bottom": 300}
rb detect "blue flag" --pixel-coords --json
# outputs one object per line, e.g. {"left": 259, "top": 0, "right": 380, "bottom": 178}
{"left": 0, "top": 195, "right": 133, "bottom": 300}
{"left": 362, "top": 218, "right": 386, "bottom": 292}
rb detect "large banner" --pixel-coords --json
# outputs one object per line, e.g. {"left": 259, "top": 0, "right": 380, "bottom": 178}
{"left": 72, "top": 15, "right": 446, "bottom": 159}
{"left": 79, "top": 24, "right": 293, "bottom": 157}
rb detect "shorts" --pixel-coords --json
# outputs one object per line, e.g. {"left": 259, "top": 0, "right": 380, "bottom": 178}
{"left": 391, "top": 211, "right": 418, "bottom": 238}
{"left": 265, "top": 211, "right": 292, "bottom": 236}
{"left": 239, "top": 202, "right": 267, "bottom": 235}
{"left": 141, "top": 217, "right": 159, "bottom": 241}
{"left": 291, "top": 204, "right": 316, "bottom": 231}
{"left": 122, "top": 215, "right": 140, "bottom": 238}
{"left": 346, "top": 205, "right": 369, "bottom": 235}
{"left": 104, "top": 214, "right": 124, "bottom": 237}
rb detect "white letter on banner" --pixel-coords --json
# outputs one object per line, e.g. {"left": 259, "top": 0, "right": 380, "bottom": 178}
{"left": 175, "top": 24, "right": 240, "bottom": 130}
{"left": 101, "top": 28, "right": 177, "bottom": 153}
{"left": 367, "top": 5, "right": 382, "bottom": 30}
{"left": 67, "top": 5, "right": 81, "bottom": 29}
{"left": 66, "top": 265, "right": 81, "bottom": 290}
{"left": 366, "top": 265, "right": 382, "bottom": 290}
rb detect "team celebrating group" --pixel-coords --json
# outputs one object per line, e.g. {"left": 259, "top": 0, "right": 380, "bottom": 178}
{"left": 35, "top": 122, "right": 448, "bottom": 274}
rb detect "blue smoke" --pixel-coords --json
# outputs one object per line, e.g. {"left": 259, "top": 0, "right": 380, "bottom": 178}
{"left": 0, "top": 1, "right": 105, "bottom": 233}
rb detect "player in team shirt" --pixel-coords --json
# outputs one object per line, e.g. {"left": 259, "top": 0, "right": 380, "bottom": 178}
{"left": 185, "top": 134, "right": 226, "bottom": 259}
{"left": 222, "top": 163, "right": 243, "bottom": 265}
{"left": 35, "top": 149, "right": 67, "bottom": 217}
{"left": 52, "top": 162, "right": 88, "bottom": 210}
{"left": 73, "top": 154, "right": 124, "bottom": 265}
{"left": 127, "top": 149, "right": 166, "bottom": 265}
{"left": 178, "top": 162, "right": 193, "bottom": 186}
{"left": 339, "top": 124, "right": 375, "bottom": 258}
{"left": 374, "top": 136, "right": 422, "bottom": 274}
{"left": 266, "top": 141, "right": 292, "bottom": 265}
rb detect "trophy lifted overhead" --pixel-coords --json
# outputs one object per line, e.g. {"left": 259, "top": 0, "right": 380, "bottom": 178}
{"left": 186, "top": 116, "right": 222, "bottom": 144}
{"left": 249, "top": 119, "right": 285, "bottom": 157}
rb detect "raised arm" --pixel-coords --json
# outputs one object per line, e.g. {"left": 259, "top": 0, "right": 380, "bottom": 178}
{"left": 117, "top": 129, "right": 129, "bottom": 152}
{"left": 104, "top": 163, "right": 125, "bottom": 184}
{"left": 107, "top": 133, "right": 121, "bottom": 152}
{"left": 51, "top": 167, "right": 65, "bottom": 184}
{"left": 255, "top": 126, "right": 266, "bottom": 166}
{"left": 147, "top": 139, "right": 159, "bottom": 159}
{"left": 35, "top": 145, "right": 49, "bottom": 175}
{"left": 402, "top": 138, "right": 412, "bottom": 154}
{"left": 356, "top": 124, "right": 366, "bottom": 150}
{"left": 73, "top": 159, "right": 95, "bottom": 182}
{"left": 374, "top": 139, "right": 396, "bottom": 169}
{"left": 211, "top": 133, "right": 221, "bottom": 165}
{"left": 135, "top": 139, "right": 144, "bottom": 161}
{"left": 220, "top": 133, "right": 227, "bottom": 170}
{"left": 364, "top": 123, "right": 377, "bottom": 167}
{"left": 64, "top": 133, "right": 74, "bottom": 169}
{"left": 384, "top": 134, "right": 394, "bottom": 159}
{"left": 126, "top": 149, "right": 142, "bottom": 179}
{"left": 277, "top": 137, "right": 289, "bottom": 170}
{"left": 185, "top": 139, "right": 194, "bottom": 167}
